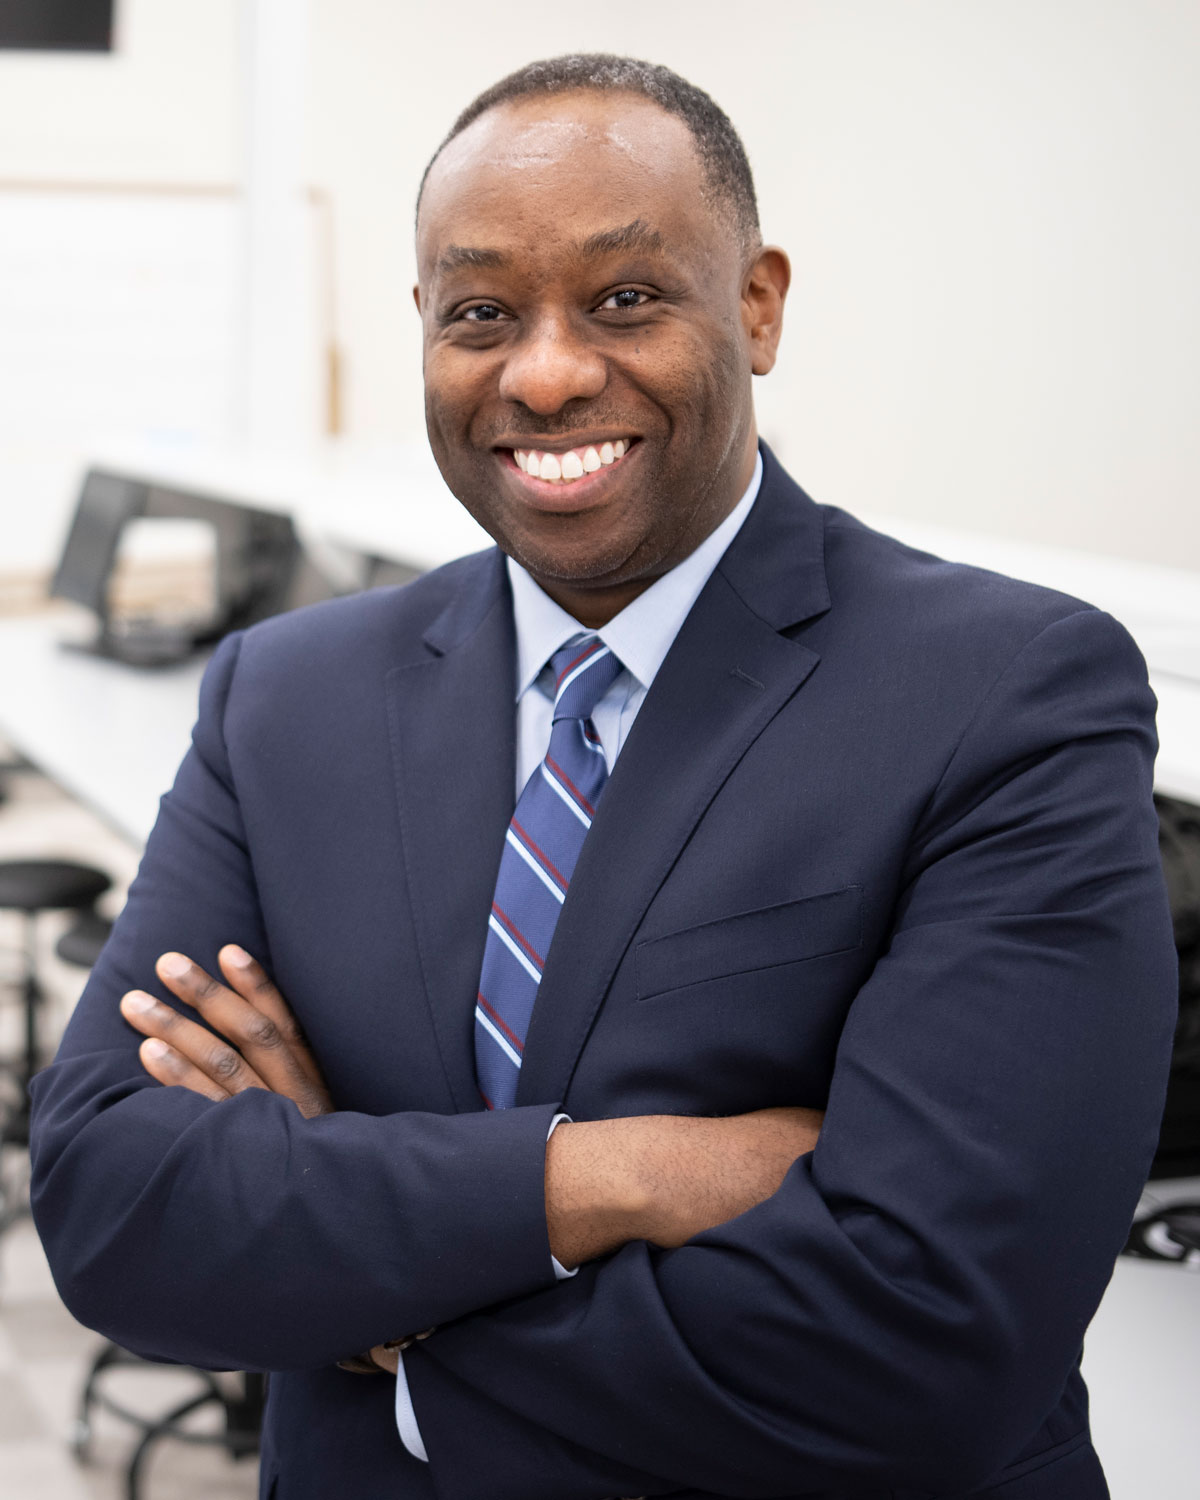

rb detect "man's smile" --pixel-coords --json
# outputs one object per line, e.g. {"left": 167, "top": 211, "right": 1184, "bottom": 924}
{"left": 513, "top": 437, "right": 633, "bottom": 481}
{"left": 496, "top": 437, "right": 643, "bottom": 511}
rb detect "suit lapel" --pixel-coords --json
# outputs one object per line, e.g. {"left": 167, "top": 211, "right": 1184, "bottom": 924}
{"left": 386, "top": 551, "right": 516, "bottom": 1113}
{"left": 516, "top": 447, "right": 832, "bottom": 1107}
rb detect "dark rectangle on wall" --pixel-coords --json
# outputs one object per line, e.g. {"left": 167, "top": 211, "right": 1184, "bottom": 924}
{"left": 0, "top": 0, "right": 114, "bottom": 51}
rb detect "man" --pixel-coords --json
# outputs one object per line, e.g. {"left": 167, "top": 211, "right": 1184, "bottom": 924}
{"left": 31, "top": 54, "right": 1176, "bottom": 1500}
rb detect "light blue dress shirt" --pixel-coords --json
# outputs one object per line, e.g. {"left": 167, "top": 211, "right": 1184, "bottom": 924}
{"left": 395, "top": 453, "right": 763, "bottom": 1461}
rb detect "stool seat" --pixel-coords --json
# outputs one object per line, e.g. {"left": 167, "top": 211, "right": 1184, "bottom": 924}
{"left": 0, "top": 858, "right": 113, "bottom": 1230}
{"left": 0, "top": 860, "right": 111, "bottom": 913}
{"left": 56, "top": 911, "right": 115, "bottom": 968}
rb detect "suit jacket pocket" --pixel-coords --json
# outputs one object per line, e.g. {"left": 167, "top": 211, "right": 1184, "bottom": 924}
{"left": 635, "top": 885, "right": 863, "bottom": 1002}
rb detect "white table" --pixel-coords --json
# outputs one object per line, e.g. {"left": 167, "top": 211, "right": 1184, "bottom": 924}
{"left": 0, "top": 610, "right": 207, "bottom": 846}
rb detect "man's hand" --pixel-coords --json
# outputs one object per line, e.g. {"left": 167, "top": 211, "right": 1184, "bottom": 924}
{"left": 545, "top": 1107, "right": 824, "bottom": 1269}
{"left": 119, "top": 945, "right": 333, "bottom": 1120}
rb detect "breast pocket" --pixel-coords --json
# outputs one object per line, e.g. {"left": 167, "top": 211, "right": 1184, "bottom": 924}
{"left": 634, "top": 885, "right": 863, "bottom": 1002}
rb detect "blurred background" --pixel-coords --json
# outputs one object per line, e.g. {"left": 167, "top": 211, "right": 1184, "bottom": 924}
{"left": 0, "top": 2, "right": 1197, "bottom": 1497}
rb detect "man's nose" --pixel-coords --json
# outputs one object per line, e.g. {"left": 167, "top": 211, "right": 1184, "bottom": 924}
{"left": 497, "top": 316, "right": 607, "bottom": 414}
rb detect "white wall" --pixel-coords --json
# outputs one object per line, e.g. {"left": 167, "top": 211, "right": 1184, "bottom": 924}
{"left": 1, "top": 0, "right": 1197, "bottom": 572}
{"left": 0, "top": 0, "right": 242, "bottom": 573}
{"left": 0, "top": 0, "right": 238, "bottom": 183}
{"left": 306, "top": 0, "right": 1200, "bottom": 567}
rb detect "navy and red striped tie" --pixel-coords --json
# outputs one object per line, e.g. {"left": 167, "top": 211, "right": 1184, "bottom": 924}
{"left": 474, "top": 634, "right": 622, "bottom": 1110}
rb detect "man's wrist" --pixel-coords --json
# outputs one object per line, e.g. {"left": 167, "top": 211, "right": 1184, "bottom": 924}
{"left": 545, "top": 1108, "right": 824, "bottom": 1263}
{"left": 544, "top": 1116, "right": 657, "bottom": 1268}
{"left": 546, "top": 1113, "right": 581, "bottom": 1276}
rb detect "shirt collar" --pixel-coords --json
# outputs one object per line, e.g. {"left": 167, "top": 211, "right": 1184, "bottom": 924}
{"left": 507, "top": 449, "right": 763, "bottom": 700}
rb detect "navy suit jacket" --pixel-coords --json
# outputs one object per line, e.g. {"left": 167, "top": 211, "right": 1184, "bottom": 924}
{"left": 31, "top": 446, "right": 1177, "bottom": 1500}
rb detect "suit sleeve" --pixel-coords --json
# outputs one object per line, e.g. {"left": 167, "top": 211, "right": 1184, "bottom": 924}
{"left": 29, "top": 631, "right": 560, "bottom": 1373}
{"left": 401, "top": 606, "right": 1179, "bottom": 1499}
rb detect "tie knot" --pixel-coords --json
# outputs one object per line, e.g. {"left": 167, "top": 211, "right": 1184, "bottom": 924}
{"left": 549, "top": 635, "right": 622, "bottom": 722}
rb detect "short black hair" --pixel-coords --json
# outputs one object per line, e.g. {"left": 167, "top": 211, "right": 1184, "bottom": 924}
{"left": 418, "top": 53, "right": 761, "bottom": 255}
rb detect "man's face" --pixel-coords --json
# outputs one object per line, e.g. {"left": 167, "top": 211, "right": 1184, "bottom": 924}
{"left": 415, "top": 90, "right": 787, "bottom": 625}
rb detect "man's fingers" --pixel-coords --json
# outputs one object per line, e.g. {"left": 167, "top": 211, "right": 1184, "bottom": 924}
{"left": 136, "top": 1036, "right": 232, "bottom": 1103}
{"left": 367, "top": 1344, "right": 401, "bottom": 1375}
{"left": 216, "top": 945, "right": 325, "bottom": 1090}
{"left": 155, "top": 951, "right": 301, "bottom": 1078}
{"left": 120, "top": 990, "right": 268, "bottom": 1097}
{"left": 152, "top": 950, "right": 333, "bottom": 1119}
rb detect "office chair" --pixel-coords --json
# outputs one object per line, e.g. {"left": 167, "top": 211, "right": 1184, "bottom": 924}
{"left": 1122, "top": 796, "right": 1200, "bottom": 1266}
{"left": 1149, "top": 794, "right": 1200, "bottom": 1179}
{"left": 1125, "top": 1202, "right": 1200, "bottom": 1262}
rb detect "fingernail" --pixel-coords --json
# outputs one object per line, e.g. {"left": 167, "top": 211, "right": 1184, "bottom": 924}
{"left": 158, "top": 953, "right": 190, "bottom": 978}
{"left": 223, "top": 944, "right": 252, "bottom": 967}
{"left": 122, "top": 991, "right": 155, "bottom": 1013}
{"left": 143, "top": 1039, "right": 169, "bottom": 1060}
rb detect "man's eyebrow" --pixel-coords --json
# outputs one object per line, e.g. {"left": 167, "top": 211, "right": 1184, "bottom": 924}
{"left": 436, "top": 244, "right": 509, "bottom": 275}
{"left": 578, "top": 220, "right": 665, "bottom": 258}
{"left": 434, "top": 221, "right": 664, "bottom": 277}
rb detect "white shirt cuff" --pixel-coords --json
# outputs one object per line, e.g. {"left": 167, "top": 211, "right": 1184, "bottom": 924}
{"left": 394, "top": 1347, "right": 428, "bottom": 1462}
{"left": 548, "top": 1111, "right": 579, "bottom": 1279}
{"left": 393, "top": 1109, "right": 578, "bottom": 1462}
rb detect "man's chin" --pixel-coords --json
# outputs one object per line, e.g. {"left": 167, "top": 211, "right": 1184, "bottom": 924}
{"left": 506, "top": 535, "right": 649, "bottom": 592}
{"left": 458, "top": 487, "right": 651, "bottom": 588}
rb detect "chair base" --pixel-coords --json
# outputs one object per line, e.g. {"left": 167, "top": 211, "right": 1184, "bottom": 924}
{"left": 73, "top": 1341, "right": 263, "bottom": 1500}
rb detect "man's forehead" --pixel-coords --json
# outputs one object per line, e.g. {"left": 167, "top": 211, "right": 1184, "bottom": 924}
{"left": 419, "top": 92, "right": 703, "bottom": 235}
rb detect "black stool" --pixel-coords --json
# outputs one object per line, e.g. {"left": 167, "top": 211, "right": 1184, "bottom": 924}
{"left": 0, "top": 860, "right": 111, "bottom": 1233}
{"left": 51, "top": 902, "right": 265, "bottom": 1496}
{"left": 72, "top": 1347, "right": 264, "bottom": 1500}
{"left": 55, "top": 908, "right": 115, "bottom": 969}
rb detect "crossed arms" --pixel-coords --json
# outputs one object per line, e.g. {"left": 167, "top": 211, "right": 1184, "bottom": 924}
{"left": 118, "top": 942, "right": 825, "bottom": 1340}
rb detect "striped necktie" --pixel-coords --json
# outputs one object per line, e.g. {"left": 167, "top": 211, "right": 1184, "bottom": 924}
{"left": 474, "top": 634, "right": 623, "bottom": 1110}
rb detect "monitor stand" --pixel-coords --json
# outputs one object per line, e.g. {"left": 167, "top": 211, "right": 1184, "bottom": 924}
{"left": 61, "top": 616, "right": 200, "bottom": 670}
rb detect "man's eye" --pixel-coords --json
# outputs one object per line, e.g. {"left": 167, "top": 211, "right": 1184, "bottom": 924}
{"left": 600, "top": 289, "right": 649, "bottom": 311}
{"left": 462, "top": 304, "right": 505, "bottom": 322}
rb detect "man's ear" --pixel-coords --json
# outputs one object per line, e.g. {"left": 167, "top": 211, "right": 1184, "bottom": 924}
{"left": 412, "top": 284, "right": 422, "bottom": 314}
{"left": 741, "top": 247, "right": 790, "bottom": 376}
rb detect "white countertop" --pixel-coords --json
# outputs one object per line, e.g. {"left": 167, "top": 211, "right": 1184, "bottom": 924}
{"left": 0, "top": 611, "right": 206, "bottom": 846}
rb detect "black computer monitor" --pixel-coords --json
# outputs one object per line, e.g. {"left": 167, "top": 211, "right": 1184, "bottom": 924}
{"left": 50, "top": 467, "right": 307, "bottom": 666}
{"left": 141, "top": 484, "right": 302, "bottom": 637}
{"left": 49, "top": 470, "right": 145, "bottom": 619}
{"left": 0, "top": 0, "right": 114, "bottom": 51}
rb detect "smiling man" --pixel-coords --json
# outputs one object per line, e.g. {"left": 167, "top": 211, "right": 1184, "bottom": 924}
{"left": 415, "top": 83, "right": 783, "bottom": 625}
{"left": 31, "top": 54, "right": 1176, "bottom": 1500}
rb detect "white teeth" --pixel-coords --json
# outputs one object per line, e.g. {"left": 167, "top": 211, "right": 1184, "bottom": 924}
{"left": 515, "top": 441, "right": 632, "bottom": 481}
